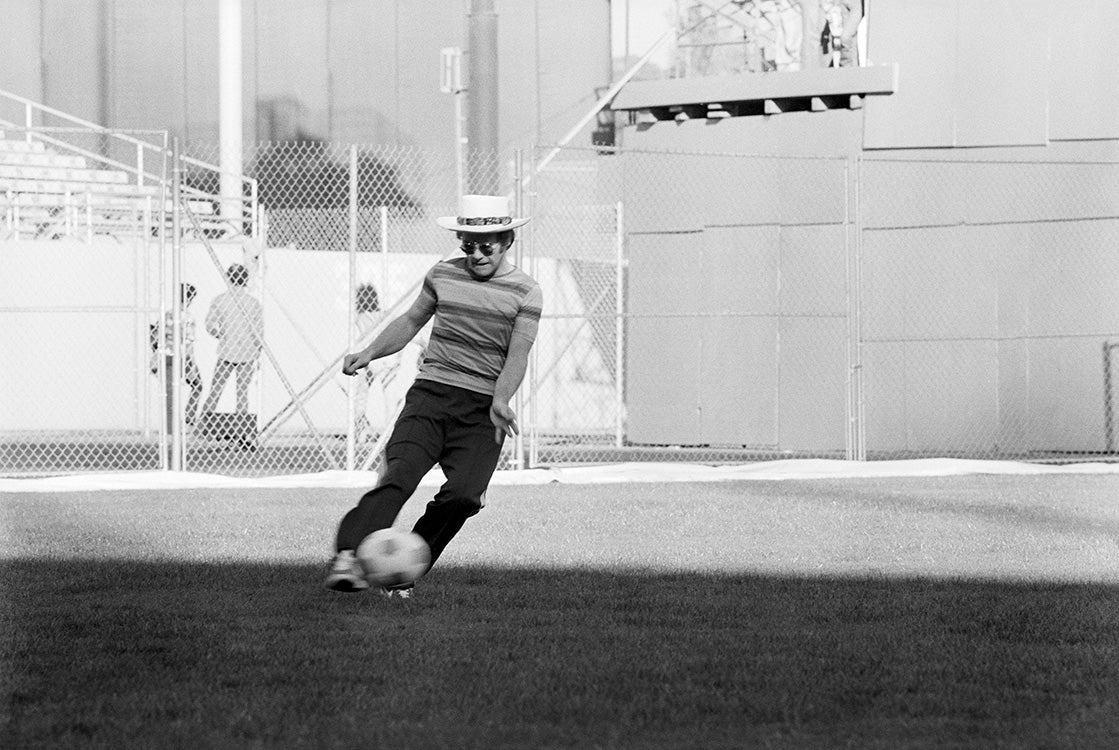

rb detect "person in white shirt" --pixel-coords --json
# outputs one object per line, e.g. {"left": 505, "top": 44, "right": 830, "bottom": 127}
{"left": 201, "top": 263, "right": 263, "bottom": 415}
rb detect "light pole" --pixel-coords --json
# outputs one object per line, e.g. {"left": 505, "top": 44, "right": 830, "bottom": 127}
{"left": 466, "top": 0, "right": 498, "bottom": 195}
{"left": 440, "top": 46, "right": 465, "bottom": 200}
{"left": 218, "top": 0, "right": 243, "bottom": 228}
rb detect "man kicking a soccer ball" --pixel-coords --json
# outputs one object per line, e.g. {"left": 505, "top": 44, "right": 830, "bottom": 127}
{"left": 325, "top": 194, "right": 542, "bottom": 598}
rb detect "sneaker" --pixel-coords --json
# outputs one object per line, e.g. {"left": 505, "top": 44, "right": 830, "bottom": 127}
{"left": 378, "top": 583, "right": 414, "bottom": 599}
{"left": 324, "top": 550, "right": 369, "bottom": 592}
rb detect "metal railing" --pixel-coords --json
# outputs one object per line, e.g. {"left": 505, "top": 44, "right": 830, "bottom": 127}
{"left": 0, "top": 88, "right": 258, "bottom": 241}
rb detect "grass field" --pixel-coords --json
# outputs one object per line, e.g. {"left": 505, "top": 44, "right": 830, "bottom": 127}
{"left": 3, "top": 473, "right": 1119, "bottom": 748}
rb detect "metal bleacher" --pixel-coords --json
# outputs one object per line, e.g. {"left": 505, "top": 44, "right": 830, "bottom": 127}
{"left": 0, "top": 133, "right": 167, "bottom": 241}
{"left": 0, "top": 89, "right": 256, "bottom": 243}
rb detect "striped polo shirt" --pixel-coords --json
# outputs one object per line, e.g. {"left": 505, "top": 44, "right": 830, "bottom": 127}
{"left": 413, "top": 257, "right": 543, "bottom": 396}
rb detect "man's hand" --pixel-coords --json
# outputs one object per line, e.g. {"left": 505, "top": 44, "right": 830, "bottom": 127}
{"left": 342, "top": 352, "right": 370, "bottom": 376}
{"left": 489, "top": 399, "right": 519, "bottom": 444}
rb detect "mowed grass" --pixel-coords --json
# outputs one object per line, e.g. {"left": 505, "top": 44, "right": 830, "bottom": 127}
{"left": 2, "top": 474, "right": 1119, "bottom": 749}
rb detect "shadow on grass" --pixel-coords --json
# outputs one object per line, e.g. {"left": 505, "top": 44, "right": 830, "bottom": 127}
{"left": 3, "top": 560, "right": 1118, "bottom": 750}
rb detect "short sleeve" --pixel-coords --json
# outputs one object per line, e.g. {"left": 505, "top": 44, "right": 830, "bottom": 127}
{"left": 413, "top": 265, "right": 439, "bottom": 318}
{"left": 511, "top": 283, "right": 543, "bottom": 343}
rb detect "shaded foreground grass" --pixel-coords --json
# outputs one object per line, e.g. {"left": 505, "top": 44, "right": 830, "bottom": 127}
{"left": 3, "top": 559, "right": 1118, "bottom": 749}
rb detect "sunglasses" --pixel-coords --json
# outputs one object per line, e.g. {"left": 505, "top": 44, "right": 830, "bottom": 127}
{"left": 460, "top": 241, "right": 504, "bottom": 257}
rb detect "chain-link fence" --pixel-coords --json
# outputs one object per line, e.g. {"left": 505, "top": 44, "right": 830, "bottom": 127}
{"left": 163, "top": 142, "right": 503, "bottom": 476}
{"left": 4, "top": 135, "right": 1119, "bottom": 475}
{"left": 857, "top": 157, "right": 1119, "bottom": 460}
{"left": 530, "top": 147, "right": 854, "bottom": 464}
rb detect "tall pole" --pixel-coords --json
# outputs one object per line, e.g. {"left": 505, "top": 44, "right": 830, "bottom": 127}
{"left": 467, "top": 0, "right": 498, "bottom": 194}
{"left": 218, "top": 0, "right": 244, "bottom": 226}
{"left": 1105, "top": 343, "right": 1116, "bottom": 453}
{"left": 624, "top": 0, "right": 630, "bottom": 64}
{"left": 170, "top": 138, "right": 184, "bottom": 471}
{"left": 512, "top": 150, "right": 525, "bottom": 469}
{"left": 615, "top": 201, "right": 625, "bottom": 449}
{"left": 97, "top": 0, "right": 111, "bottom": 157}
{"left": 346, "top": 146, "right": 358, "bottom": 471}
{"left": 441, "top": 47, "right": 465, "bottom": 200}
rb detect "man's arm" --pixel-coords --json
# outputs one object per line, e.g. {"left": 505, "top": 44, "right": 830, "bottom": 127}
{"left": 489, "top": 333, "right": 536, "bottom": 443}
{"left": 342, "top": 297, "right": 432, "bottom": 376}
{"left": 205, "top": 297, "right": 223, "bottom": 338}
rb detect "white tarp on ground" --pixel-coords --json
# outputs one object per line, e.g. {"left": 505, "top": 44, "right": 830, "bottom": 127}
{"left": 4, "top": 458, "right": 1119, "bottom": 493}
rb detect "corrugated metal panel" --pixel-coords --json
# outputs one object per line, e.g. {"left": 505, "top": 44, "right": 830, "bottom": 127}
{"left": 1049, "top": 0, "right": 1119, "bottom": 140}
{"left": 862, "top": 0, "right": 958, "bottom": 149}
{"left": 777, "top": 317, "right": 846, "bottom": 451}
{"left": 955, "top": 0, "right": 1048, "bottom": 147}
{"left": 626, "top": 232, "right": 704, "bottom": 443}
{"left": 699, "top": 316, "right": 778, "bottom": 445}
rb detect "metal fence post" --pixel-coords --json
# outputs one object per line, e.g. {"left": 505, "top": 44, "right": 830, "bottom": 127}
{"left": 170, "top": 138, "right": 184, "bottom": 471}
{"left": 1104, "top": 342, "right": 1117, "bottom": 453}
{"left": 615, "top": 200, "right": 625, "bottom": 448}
{"left": 851, "top": 155, "right": 866, "bottom": 461}
{"left": 526, "top": 149, "right": 540, "bottom": 469}
{"left": 346, "top": 145, "right": 359, "bottom": 471}
{"left": 512, "top": 148, "right": 526, "bottom": 470}
{"left": 844, "top": 155, "right": 865, "bottom": 461}
{"left": 380, "top": 205, "right": 389, "bottom": 301}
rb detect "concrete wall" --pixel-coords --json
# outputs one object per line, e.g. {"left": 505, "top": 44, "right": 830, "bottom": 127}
{"left": 0, "top": 237, "right": 438, "bottom": 433}
{"left": 0, "top": 239, "right": 158, "bottom": 432}
{"left": 0, "top": 236, "right": 612, "bottom": 437}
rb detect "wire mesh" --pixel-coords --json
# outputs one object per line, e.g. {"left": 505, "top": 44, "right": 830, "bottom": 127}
{"left": 526, "top": 146, "right": 854, "bottom": 464}
{"left": 168, "top": 142, "right": 504, "bottom": 475}
{"left": 858, "top": 157, "right": 1119, "bottom": 460}
{"left": 5, "top": 136, "right": 1119, "bottom": 476}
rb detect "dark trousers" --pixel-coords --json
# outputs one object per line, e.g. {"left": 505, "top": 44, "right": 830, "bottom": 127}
{"left": 335, "top": 380, "right": 504, "bottom": 569}
{"left": 162, "top": 355, "right": 203, "bottom": 427}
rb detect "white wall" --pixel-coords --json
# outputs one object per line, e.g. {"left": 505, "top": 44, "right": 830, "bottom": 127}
{"left": 1, "top": 237, "right": 614, "bottom": 437}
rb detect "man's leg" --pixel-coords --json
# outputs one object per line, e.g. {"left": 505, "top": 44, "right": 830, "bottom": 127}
{"left": 233, "top": 362, "right": 253, "bottom": 413}
{"left": 184, "top": 358, "right": 203, "bottom": 425}
{"left": 334, "top": 382, "right": 445, "bottom": 552}
{"left": 202, "top": 360, "right": 233, "bottom": 413}
{"left": 411, "top": 388, "right": 503, "bottom": 567}
{"left": 325, "top": 424, "right": 439, "bottom": 594}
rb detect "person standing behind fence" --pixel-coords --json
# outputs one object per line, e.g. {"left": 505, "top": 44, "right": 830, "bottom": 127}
{"left": 738, "top": 0, "right": 803, "bottom": 72}
{"left": 150, "top": 282, "right": 204, "bottom": 427}
{"left": 201, "top": 263, "right": 263, "bottom": 416}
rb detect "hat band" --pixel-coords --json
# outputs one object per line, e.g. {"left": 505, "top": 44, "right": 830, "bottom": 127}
{"left": 457, "top": 216, "right": 513, "bottom": 226}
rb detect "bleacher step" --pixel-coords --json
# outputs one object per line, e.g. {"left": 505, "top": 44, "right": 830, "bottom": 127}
{"left": 0, "top": 178, "right": 158, "bottom": 195}
{"left": 0, "top": 139, "right": 47, "bottom": 153}
{"left": 0, "top": 164, "right": 130, "bottom": 183}
{"left": 0, "top": 151, "right": 88, "bottom": 168}
{"left": 1, "top": 191, "right": 214, "bottom": 214}
{"left": 0, "top": 125, "right": 240, "bottom": 242}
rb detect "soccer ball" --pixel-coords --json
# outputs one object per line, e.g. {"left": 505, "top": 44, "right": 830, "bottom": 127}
{"left": 355, "top": 528, "right": 431, "bottom": 587}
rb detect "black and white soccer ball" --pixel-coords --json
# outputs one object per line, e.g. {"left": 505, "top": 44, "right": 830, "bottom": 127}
{"left": 355, "top": 528, "right": 431, "bottom": 588}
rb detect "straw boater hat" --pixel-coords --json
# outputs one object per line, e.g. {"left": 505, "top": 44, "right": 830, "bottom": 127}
{"left": 436, "top": 194, "right": 531, "bottom": 233}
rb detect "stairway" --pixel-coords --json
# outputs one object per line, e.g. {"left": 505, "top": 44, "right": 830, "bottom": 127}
{"left": 0, "top": 130, "right": 220, "bottom": 242}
